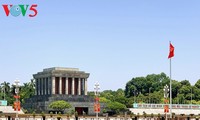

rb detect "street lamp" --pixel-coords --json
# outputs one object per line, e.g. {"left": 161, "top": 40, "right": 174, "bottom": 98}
{"left": 163, "top": 85, "right": 169, "bottom": 98}
{"left": 13, "top": 79, "right": 20, "bottom": 120}
{"left": 94, "top": 82, "right": 100, "bottom": 120}
{"left": 163, "top": 84, "right": 169, "bottom": 120}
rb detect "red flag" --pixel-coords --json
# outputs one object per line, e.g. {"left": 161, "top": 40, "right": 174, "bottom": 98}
{"left": 168, "top": 43, "right": 174, "bottom": 58}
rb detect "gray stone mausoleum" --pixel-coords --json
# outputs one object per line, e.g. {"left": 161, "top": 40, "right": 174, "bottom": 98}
{"left": 24, "top": 67, "right": 103, "bottom": 115}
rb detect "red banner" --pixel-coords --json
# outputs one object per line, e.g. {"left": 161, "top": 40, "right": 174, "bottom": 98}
{"left": 94, "top": 103, "right": 100, "bottom": 112}
{"left": 164, "top": 105, "right": 169, "bottom": 113}
{"left": 13, "top": 101, "right": 21, "bottom": 111}
{"left": 95, "top": 97, "right": 100, "bottom": 102}
{"left": 14, "top": 95, "right": 20, "bottom": 99}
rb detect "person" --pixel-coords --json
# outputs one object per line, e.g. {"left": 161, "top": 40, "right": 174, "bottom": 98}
{"left": 75, "top": 111, "right": 78, "bottom": 120}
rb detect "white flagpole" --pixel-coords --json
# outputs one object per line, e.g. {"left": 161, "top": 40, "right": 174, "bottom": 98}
{"left": 170, "top": 58, "right": 172, "bottom": 119}
{"left": 169, "top": 41, "right": 172, "bottom": 119}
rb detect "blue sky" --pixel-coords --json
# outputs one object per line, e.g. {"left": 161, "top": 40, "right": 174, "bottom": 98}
{"left": 0, "top": 0, "right": 200, "bottom": 91}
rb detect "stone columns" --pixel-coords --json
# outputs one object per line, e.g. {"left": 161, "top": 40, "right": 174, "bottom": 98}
{"left": 38, "top": 79, "right": 40, "bottom": 95}
{"left": 46, "top": 78, "right": 48, "bottom": 95}
{"left": 84, "top": 78, "right": 88, "bottom": 95}
{"left": 48, "top": 77, "right": 51, "bottom": 95}
{"left": 65, "top": 77, "right": 68, "bottom": 95}
{"left": 81, "top": 78, "right": 84, "bottom": 95}
{"left": 72, "top": 77, "right": 75, "bottom": 95}
{"left": 78, "top": 78, "right": 81, "bottom": 95}
{"left": 35, "top": 79, "right": 38, "bottom": 95}
{"left": 44, "top": 78, "right": 46, "bottom": 95}
{"left": 41, "top": 76, "right": 88, "bottom": 95}
{"left": 52, "top": 77, "right": 55, "bottom": 94}
{"left": 41, "top": 78, "right": 43, "bottom": 95}
{"left": 59, "top": 77, "right": 62, "bottom": 94}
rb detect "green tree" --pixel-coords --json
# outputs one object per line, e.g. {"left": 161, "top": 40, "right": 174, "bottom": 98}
{"left": 192, "top": 86, "right": 200, "bottom": 101}
{"left": 0, "top": 81, "right": 10, "bottom": 100}
{"left": 148, "top": 91, "right": 162, "bottom": 103}
{"left": 20, "top": 79, "right": 35, "bottom": 103}
{"left": 113, "top": 89, "right": 128, "bottom": 106}
{"left": 0, "top": 81, "right": 15, "bottom": 105}
{"left": 195, "top": 79, "right": 200, "bottom": 89}
{"left": 100, "top": 90, "right": 115, "bottom": 101}
{"left": 176, "top": 94, "right": 186, "bottom": 104}
{"left": 49, "top": 100, "right": 72, "bottom": 112}
{"left": 172, "top": 80, "right": 181, "bottom": 98}
{"left": 193, "top": 80, "right": 200, "bottom": 101}
{"left": 125, "top": 73, "right": 169, "bottom": 98}
{"left": 107, "top": 101, "right": 126, "bottom": 114}
{"left": 179, "top": 85, "right": 191, "bottom": 100}
{"left": 99, "top": 97, "right": 111, "bottom": 103}
{"left": 180, "top": 80, "right": 191, "bottom": 86}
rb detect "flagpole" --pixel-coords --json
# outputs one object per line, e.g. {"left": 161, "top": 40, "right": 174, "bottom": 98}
{"left": 169, "top": 41, "right": 172, "bottom": 119}
{"left": 170, "top": 58, "right": 172, "bottom": 119}
{"left": 168, "top": 41, "right": 174, "bottom": 119}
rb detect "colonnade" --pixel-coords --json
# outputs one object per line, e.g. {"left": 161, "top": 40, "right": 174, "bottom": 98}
{"left": 35, "top": 77, "right": 88, "bottom": 96}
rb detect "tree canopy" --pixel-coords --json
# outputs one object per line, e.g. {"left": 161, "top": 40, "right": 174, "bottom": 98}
{"left": 49, "top": 100, "right": 71, "bottom": 112}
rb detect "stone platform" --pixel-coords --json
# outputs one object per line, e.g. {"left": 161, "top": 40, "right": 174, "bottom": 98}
{"left": 23, "top": 95, "right": 105, "bottom": 115}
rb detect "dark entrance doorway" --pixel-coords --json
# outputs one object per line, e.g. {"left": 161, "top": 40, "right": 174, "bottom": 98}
{"left": 75, "top": 107, "right": 88, "bottom": 115}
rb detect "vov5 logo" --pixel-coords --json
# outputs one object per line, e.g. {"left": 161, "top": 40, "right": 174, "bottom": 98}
{"left": 2, "top": 4, "right": 38, "bottom": 17}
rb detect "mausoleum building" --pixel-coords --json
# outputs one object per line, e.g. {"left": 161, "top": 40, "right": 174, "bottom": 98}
{"left": 23, "top": 67, "right": 103, "bottom": 115}
{"left": 34, "top": 67, "right": 89, "bottom": 96}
